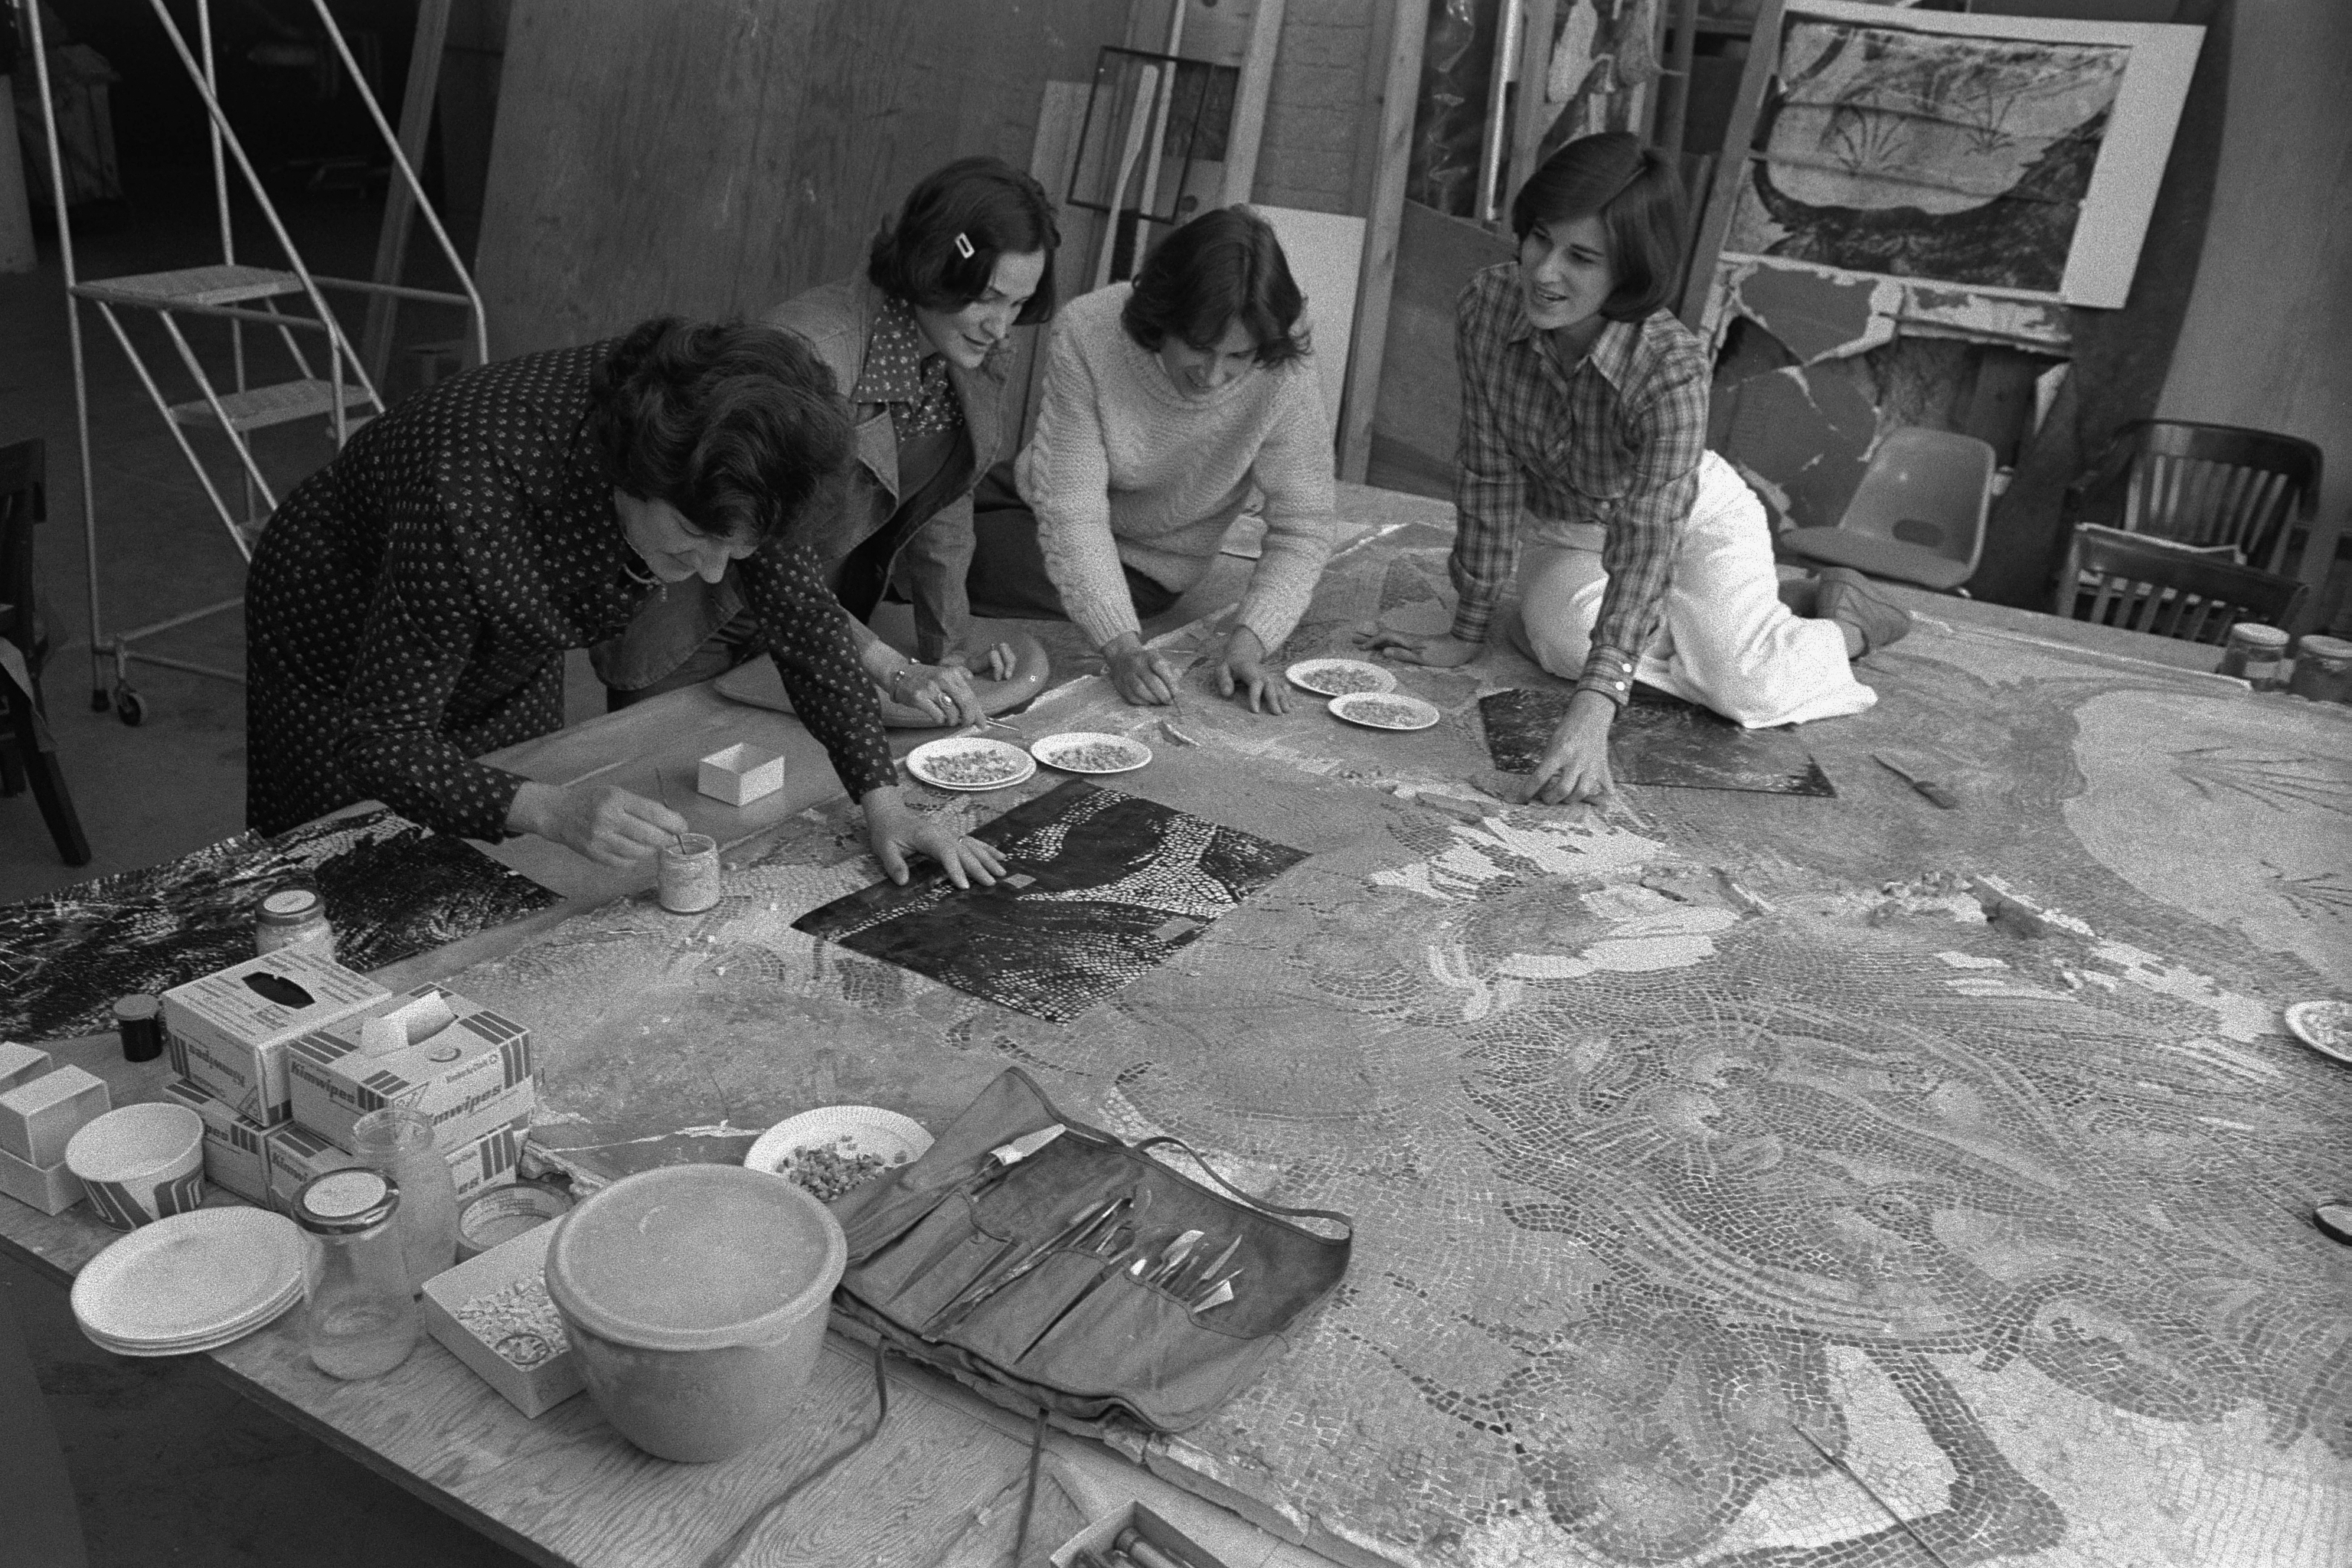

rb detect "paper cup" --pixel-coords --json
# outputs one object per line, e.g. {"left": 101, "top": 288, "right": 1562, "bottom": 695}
{"left": 65, "top": 1103, "right": 206, "bottom": 1230}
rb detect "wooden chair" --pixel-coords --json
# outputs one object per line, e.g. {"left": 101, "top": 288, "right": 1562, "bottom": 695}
{"left": 2054, "top": 523, "right": 2310, "bottom": 644}
{"left": 1, "top": 439, "right": 93, "bottom": 866}
{"left": 2062, "top": 419, "right": 2321, "bottom": 574}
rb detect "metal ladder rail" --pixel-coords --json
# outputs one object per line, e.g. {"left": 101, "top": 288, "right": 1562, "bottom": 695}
{"left": 140, "top": 0, "right": 388, "bottom": 434}
{"left": 21, "top": 5, "right": 104, "bottom": 711}
{"left": 308, "top": 0, "right": 490, "bottom": 370}
{"left": 28, "top": 0, "right": 486, "bottom": 717}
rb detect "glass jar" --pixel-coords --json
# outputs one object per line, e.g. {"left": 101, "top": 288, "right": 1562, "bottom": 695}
{"left": 256, "top": 882, "right": 335, "bottom": 956}
{"left": 349, "top": 1107, "right": 459, "bottom": 1294}
{"left": 2219, "top": 623, "right": 2288, "bottom": 689}
{"left": 293, "top": 1168, "right": 420, "bottom": 1380}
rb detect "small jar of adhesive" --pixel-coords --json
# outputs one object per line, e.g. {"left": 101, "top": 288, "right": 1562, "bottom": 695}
{"left": 658, "top": 834, "right": 722, "bottom": 913}
{"left": 2219, "top": 623, "right": 2289, "bottom": 689}
{"left": 2288, "top": 634, "right": 2352, "bottom": 704}
{"left": 256, "top": 881, "right": 335, "bottom": 956}
{"left": 113, "top": 994, "right": 164, "bottom": 1063}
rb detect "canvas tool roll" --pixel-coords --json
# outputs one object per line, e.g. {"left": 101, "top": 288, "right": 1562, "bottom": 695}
{"left": 827, "top": 1068, "right": 1353, "bottom": 1434}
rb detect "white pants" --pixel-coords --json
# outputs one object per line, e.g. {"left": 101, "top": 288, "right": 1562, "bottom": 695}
{"left": 1508, "top": 450, "right": 1877, "bottom": 728}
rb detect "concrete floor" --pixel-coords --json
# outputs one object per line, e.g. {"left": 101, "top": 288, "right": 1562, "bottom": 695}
{"left": 2, "top": 158, "right": 537, "bottom": 1566}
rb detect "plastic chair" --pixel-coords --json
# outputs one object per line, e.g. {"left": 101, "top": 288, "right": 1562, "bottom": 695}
{"left": 1, "top": 439, "right": 93, "bottom": 866}
{"left": 1777, "top": 427, "right": 1996, "bottom": 592}
{"left": 2055, "top": 524, "right": 2309, "bottom": 644}
{"left": 2063, "top": 419, "right": 2321, "bottom": 574}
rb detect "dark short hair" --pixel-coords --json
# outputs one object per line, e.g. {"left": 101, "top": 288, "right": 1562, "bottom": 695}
{"left": 1509, "top": 132, "right": 1687, "bottom": 322}
{"left": 589, "top": 318, "right": 854, "bottom": 545}
{"left": 1120, "top": 206, "right": 1309, "bottom": 369}
{"left": 867, "top": 156, "right": 1061, "bottom": 326}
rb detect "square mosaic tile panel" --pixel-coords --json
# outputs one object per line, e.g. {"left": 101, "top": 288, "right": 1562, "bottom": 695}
{"left": 1479, "top": 687, "right": 1836, "bottom": 796}
{"left": 792, "top": 780, "right": 1309, "bottom": 1023}
{"left": 0, "top": 808, "right": 561, "bottom": 1040}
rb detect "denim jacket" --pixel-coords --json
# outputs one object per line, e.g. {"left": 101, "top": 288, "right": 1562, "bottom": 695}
{"left": 593, "top": 276, "right": 1014, "bottom": 688}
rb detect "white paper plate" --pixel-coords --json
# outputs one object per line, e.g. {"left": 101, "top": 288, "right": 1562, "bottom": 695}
{"left": 744, "top": 1106, "right": 934, "bottom": 1184}
{"left": 2285, "top": 1000, "right": 2352, "bottom": 1066}
{"left": 1030, "top": 732, "right": 1152, "bottom": 776}
{"left": 71, "top": 1208, "right": 305, "bottom": 1349}
{"left": 1286, "top": 658, "right": 1396, "bottom": 698}
{"left": 82, "top": 1279, "right": 303, "bottom": 1357}
{"left": 904, "top": 737, "right": 1036, "bottom": 792}
{"left": 1328, "top": 691, "right": 1442, "bottom": 732}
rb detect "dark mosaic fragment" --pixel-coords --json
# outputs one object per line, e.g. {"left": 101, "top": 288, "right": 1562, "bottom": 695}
{"left": 1478, "top": 687, "right": 1836, "bottom": 796}
{"left": 0, "top": 809, "right": 562, "bottom": 1040}
{"left": 795, "top": 780, "right": 1308, "bottom": 1023}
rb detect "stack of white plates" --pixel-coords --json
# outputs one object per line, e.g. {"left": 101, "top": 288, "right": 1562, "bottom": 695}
{"left": 70, "top": 1208, "right": 306, "bottom": 1357}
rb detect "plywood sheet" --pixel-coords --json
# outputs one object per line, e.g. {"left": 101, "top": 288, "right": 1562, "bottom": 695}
{"left": 477, "top": 0, "right": 1128, "bottom": 355}
{"left": 1253, "top": 204, "right": 1364, "bottom": 430}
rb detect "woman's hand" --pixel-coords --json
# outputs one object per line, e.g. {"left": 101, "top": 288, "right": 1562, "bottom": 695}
{"left": 1529, "top": 689, "right": 1617, "bottom": 805}
{"left": 861, "top": 787, "right": 1006, "bottom": 889}
{"left": 507, "top": 780, "right": 690, "bottom": 868}
{"left": 1101, "top": 633, "right": 1181, "bottom": 706}
{"left": 1214, "top": 626, "right": 1290, "bottom": 714}
{"left": 946, "top": 640, "right": 1019, "bottom": 683}
{"left": 887, "top": 661, "right": 986, "bottom": 727}
{"left": 1361, "top": 629, "right": 1482, "bottom": 668}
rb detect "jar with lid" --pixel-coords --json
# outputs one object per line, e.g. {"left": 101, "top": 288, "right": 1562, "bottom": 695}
{"left": 256, "top": 881, "right": 335, "bottom": 956}
{"left": 349, "top": 1106, "right": 459, "bottom": 1293}
{"left": 292, "top": 1168, "right": 420, "bottom": 1380}
{"left": 2219, "top": 623, "right": 2289, "bottom": 689}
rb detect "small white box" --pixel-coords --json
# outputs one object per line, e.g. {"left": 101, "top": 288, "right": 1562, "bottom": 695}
{"left": 158, "top": 1079, "right": 273, "bottom": 1207}
{"left": 0, "top": 1143, "right": 84, "bottom": 1216}
{"left": 697, "top": 741, "right": 786, "bottom": 806}
{"left": 162, "top": 948, "right": 389, "bottom": 1126}
{"left": 287, "top": 985, "right": 534, "bottom": 1157}
{"left": 0, "top": 1041, "right": 55, "bottom": 1096}
{"left": 420, "top": 1223, "right": 584, "bottom": 1418}
{"left": 0, "top": 1066, "right": 112, "bottom": 1168}
{"left": 263, "top": 1122, "right": 362, "bottom": 1212}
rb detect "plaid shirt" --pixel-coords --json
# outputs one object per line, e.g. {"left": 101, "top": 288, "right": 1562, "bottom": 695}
{"left": 1451, "top": 263, "right": 1709, "bottom": 703}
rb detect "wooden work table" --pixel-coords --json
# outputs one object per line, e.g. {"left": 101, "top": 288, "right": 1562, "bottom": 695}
{"left": 0, "top": 688, "right": 1340, "bottom": 1568}
{"left": 5, "top": 495, "right": 2343, "bottom": 1568}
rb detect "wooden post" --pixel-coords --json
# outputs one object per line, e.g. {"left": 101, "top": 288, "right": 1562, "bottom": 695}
{"left": 1218, "top": 0, "right": 1285, "bottom": 207}
{"left": 0, "top": 77, "right": 34, "bottom": 275}
{"left": 1657, "top": 0, "right": 1699, "bottom": 157}
{"left": 1337, "top": 0, "right": 1429, "bottom": 483}
{"left": 1134, "top": 0, "right": 1187, "bottom": 248}
{"left": 361, "top": 0, "right": 453, "bottom": 387}
{"left": 1677, "top": 0, "right": 1785, "bottom": 330}
{"left": 1507, "top": 0, "right": 1558, "bottom": 211}
{"left": 1095, "top": 64, "right": 1160, "bottom": 289}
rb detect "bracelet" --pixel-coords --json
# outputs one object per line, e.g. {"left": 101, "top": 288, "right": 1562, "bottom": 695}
{"left": 886, "top": 663, "right": 917, "bottom": 694}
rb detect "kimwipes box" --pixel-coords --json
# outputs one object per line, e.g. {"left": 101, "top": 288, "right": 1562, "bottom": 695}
{"left": 162, "top": 949, "right": 389, "bottom": 1126}
{"left": 264, "top": 1115, "right": 527, "bottom": 1213}
{"left": 288, "top": 985, "right": 533, "bottom": 1158}
{"left": 158, "top": 1079, "right": 273, "bottom": 1207}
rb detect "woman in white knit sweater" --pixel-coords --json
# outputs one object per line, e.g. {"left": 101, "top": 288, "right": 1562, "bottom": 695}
{"left": 969, "top": 207, "right": 1337, "bottom": 711}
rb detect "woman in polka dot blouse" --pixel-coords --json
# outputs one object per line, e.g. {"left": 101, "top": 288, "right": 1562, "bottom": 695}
{"left": 245, "top": 317, "right": 1002, "bottom": 887}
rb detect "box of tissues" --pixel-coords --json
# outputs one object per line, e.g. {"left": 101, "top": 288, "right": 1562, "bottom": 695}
{"left": 287, "top": 985, "right": 534, "bottom": 1156}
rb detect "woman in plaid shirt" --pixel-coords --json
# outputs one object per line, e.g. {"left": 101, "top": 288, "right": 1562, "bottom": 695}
{"left": 1373, "top": 133, "right": 1905, "bottom": 804}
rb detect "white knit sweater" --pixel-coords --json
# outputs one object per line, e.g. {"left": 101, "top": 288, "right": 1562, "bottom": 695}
{"left": 1013, "top": 284, "right": 1337, "bottom": 652}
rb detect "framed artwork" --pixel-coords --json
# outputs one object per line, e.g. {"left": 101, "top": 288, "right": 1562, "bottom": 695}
{"left": 1723, "top": 0, "right": 2203, "bottom": 307}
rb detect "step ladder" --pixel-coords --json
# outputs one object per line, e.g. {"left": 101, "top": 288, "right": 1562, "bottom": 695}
{"left": 24, "top": 0, "right": 488, "bottom": 725}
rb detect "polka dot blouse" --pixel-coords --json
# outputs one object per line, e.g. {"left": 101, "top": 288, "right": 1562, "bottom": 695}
{"left": 245, "top": 341, "right": 897, "bottom": 841}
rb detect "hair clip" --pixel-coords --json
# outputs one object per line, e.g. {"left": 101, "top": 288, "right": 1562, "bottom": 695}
{"left": 953, "top": 232, "right": 976, "bottom": 260}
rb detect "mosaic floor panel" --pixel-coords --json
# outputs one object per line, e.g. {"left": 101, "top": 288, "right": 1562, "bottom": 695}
{"left": 445, "top": 518, "right": 2352, "bottom": 1566}
{"left": 793, "top": 780, "right": 1308, "bottom": 1023}
{"left": 0, "top": 808, "right": 561, "bottom": 1040}
{"left": 1478, "top": 687, "right": 1837, "bottom": 796}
